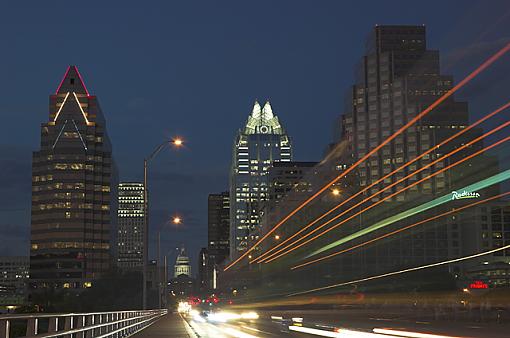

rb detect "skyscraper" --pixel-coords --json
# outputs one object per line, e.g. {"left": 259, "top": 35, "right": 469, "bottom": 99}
{"left": 341, "top": 25, "right": 485, "bottom": 200}
{"left": 338, "top": 25, "right": 499, "bottom": 275}
{"left": 117, "top": 182, "right": 145, "bottom": 270}
{"left": 208, "top": 192, "right": 230, "bottom": 290}
{"left": 208, "top": 192, "right": 230, "bottom": 268}
{"left": 30, "top": 66, "right": 117, "bottom": 291}
{"left": 229, "top": 101, "right": 292, "bottom": 259}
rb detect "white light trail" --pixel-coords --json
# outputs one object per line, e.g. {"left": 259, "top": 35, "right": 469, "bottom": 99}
{"left": 373, "top": 328, "right": 465, "bottom": 338}
{"left": 289, "top": 326, "right": 390, "bottom": 337}
{"left": 222, "top": 327, "right": 259, "bottom": 338}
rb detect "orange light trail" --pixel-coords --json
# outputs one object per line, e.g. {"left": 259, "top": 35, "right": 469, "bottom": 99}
{"left": 291, "top": 191, "right": 510, "bottom": 270}
{"left": 262, "top": 134, "right": 510, "bottom": 263}
{"left": 259, "top": 122, "right": 510, "bottom": 263}
{"left": 288, "top": 243, "right": 510, "bottom": 297}
{"left": 251, "top": 101, "right": 510, "bottom": 264}
{"left": 223, "top": 41, "right": 510, "bottom": 271}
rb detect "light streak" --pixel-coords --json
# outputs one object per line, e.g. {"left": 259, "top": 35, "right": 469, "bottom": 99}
{"left": 289, "top": 326, "right": 389, "bottom": 337}
{"left": 222, "top": 327, "right": 259, "bottom": 338}
{"left": 55, "top": 66, "right": 71, "bottom": 94}
{"left": 262, "top": 133, "right": 510, "bottom": 264}
{"left": 72, "top": 92, "right": 90, "bottom": 125}
{"left": 292, "top": 191, "right": 510, "bottom": 270}
{"left": 53, "top": 92, "right": 70, "bottom": 122}
{"left": 252, "top": 100, "right": 510, "bottom": 264}
{"left": 373, "top": 328, "right": 464, "bottom": 338}
{"left": 288, "top": 326, "right": 339, "bottom": 337}
{"left": 288, "top": 244, "right": 510, "bottom": 296}
{"left": 224, "top": 41, "right": 510, "bottom": 271}
{"left": 306, "top": 167, "right": 510, "bottom": 259}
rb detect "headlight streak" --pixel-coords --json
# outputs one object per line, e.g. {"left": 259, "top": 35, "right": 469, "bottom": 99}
{"left": 263, "top": 135, "right": 510, "bottom": 264}
{"left": 250, "top": 101, "right": 510, "bottom": 264}
{"left": 223, "top": 41, "right": 510, "bottom": 271}
{"left": 222, "top": 327, "right": 260, "bottom": 338}
{"left": 288, "top": 243, "right": 510, "bottom": 297}
{"left": 289, "top": 325, "right": 390, "bottom": 337}
{"left": 207, "top": 311, "right": 259, "bottom": 323}
{"left": 373, "top": 328, "right": 464, "bottom": 338}
{"left": 291, "top": 191, "right": 510, "bottom": 270}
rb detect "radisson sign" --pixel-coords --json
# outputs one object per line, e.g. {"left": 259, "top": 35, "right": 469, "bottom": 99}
{"left": 451, "top": 190, "right": 480, "bottom": 200}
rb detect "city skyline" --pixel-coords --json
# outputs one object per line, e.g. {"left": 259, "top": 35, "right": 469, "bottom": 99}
{"left": 2, "top": 1, "right": 510, "bottom": 268}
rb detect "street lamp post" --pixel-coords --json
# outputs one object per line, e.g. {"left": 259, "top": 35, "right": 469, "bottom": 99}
{"left": 142, "top": 139, "right": 183, "bottom": 310}
{"left": 157, "top": 216, "right": 182, "bottom": 309}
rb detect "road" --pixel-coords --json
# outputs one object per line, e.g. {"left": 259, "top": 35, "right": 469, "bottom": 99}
{"left": 132, "top": 308, "right": 510, "bottom": 337}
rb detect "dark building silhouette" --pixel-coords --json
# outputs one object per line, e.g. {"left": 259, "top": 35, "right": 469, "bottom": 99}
{"left": 30, "top": 66, "right": 117, "bottom": 291}
{"left": 197, "top": 247, "right": 208, "bottom": 293}
{"left": 268, "top": 161, "right": 318, "bottom": 205}
{"left": 207, "top": 192, "right": 230, "bottom": 289}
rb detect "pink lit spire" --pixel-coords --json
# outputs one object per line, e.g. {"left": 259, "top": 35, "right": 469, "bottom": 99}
{"left": 55, "top": 65, "right": 90, "bottom": 96}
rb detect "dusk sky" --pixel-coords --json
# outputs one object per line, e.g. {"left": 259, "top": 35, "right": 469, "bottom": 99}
{"left": 1, "top": 0, "right": 510, "bottom": 270}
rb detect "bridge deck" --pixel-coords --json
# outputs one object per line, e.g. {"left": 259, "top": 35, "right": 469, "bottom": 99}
{"left": 131, "top": 313, "right": 194, "bottom": 338}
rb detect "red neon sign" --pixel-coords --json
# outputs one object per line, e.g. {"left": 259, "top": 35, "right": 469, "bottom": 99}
{"left": 469, "top": 280, "right": 488, "bottom": 289}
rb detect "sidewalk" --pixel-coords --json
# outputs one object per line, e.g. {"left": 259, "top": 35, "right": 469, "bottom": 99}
{"left": 131, "top": 312, "right": 195, "bottom": 338}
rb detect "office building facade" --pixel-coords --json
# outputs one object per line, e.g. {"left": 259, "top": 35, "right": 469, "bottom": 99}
{"left": 0, "top": 256, "right": 29, "bottom": 306}
{"left": 317, "top": 25, "right": 506, "bottom": 283}
{"left": 117, "top": 182, "right": 145, "bottom": 269}
{"left": 229, "top": 101, "right": 292, "bottom": 259}
{"left": 30, "top": 66, "right": 117, "bottom": 291}
{"left": 208, "top": 192, "right": 230, "bottom": 267}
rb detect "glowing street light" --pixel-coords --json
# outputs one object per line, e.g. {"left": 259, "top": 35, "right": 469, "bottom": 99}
{"left": 172, "top": 138, "right": 183, "bottom": 147}
{"left": 274, "top": 235, "right": 280, "bottom": 240}
{"left": 172, "top": 216, "right": 182, "bottom": 224}
{"left": 331, "top": 188, "right": 341, "bottom": 196}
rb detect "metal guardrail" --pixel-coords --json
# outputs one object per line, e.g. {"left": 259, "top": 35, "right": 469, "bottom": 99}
{"left": 0, "top": 309, "right": 167, "bottom": 338}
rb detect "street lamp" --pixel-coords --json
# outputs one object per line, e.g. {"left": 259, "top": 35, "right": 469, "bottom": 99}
{"left": 331, "top": 188, "right": 341, "bottom": 196}
{"left": 143, "top": 138, "right": 183, "bottom": 309}
{"left": 157, "top": 216, "right": 183, "bottom": 309}
{"left": 173, "top": 138, "right": 183, "bottom": 147}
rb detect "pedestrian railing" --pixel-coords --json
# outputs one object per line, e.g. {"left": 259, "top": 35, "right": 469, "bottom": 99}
{"left": 0, "top": 309, "right": 167, "bottom": 338}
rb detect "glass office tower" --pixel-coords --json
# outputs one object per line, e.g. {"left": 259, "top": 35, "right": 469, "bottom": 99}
{"left": 30, "top": 66, "right": 117, "bottom": 291}
{"left": 229, "top": 100, "right": 292, "bottom": 259}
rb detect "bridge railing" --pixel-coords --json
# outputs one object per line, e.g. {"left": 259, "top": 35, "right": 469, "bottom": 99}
{"left": 0, "top": 309, "right": 167, "bottom": 338}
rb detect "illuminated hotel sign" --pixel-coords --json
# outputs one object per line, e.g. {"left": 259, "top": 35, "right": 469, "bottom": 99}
{"left": 469, "top": 280, "right": 488, "bottom": 289}
{"left": 451, "top": 190, "right": 480, "bottom": 201}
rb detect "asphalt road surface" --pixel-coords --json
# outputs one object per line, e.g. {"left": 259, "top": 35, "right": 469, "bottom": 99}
{"left": 133, "top": 309, "right": 510, "bottom": 337}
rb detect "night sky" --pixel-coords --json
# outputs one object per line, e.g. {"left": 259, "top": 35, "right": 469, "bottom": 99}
{"left": 1, "top": 0, "right": 510, "bottom": 274}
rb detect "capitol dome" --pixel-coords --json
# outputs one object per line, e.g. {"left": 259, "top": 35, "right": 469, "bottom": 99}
{"left": 174, "top": 247, "right": 191, "bottom": 277}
